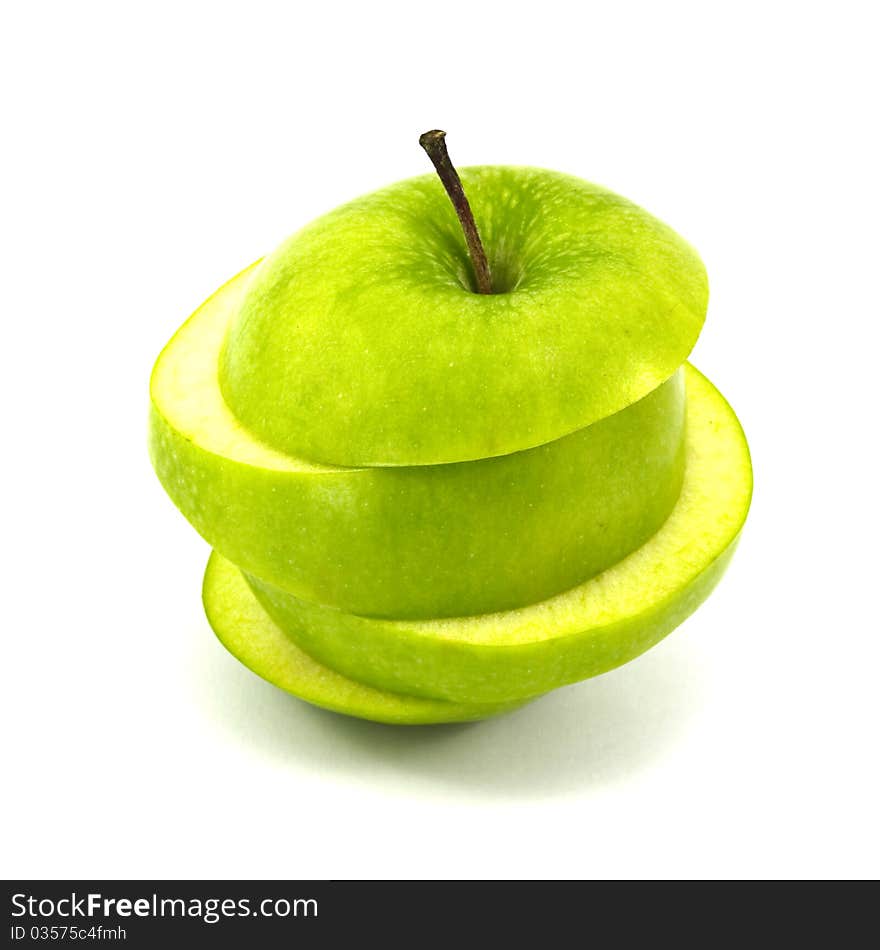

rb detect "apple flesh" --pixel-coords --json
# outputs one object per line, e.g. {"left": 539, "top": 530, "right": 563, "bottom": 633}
{"left": 241, "top": 365, "right": 752, "bottom": 706}
{"left": 149, "top": 265, "right": 687, "bottom": 619}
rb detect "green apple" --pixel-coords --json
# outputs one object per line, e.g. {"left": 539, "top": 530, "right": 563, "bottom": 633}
{"left": 219, "top": 166, "right": 708, "bottom": 467}
{"left": 150, "top": 134, "right": 750, "bottom": 723}
{"left": 202, "top": 553, "right": 532, "bottom": 725}
{"left": 149, "top": 265, "right": 687, "bottom": 619}
{"left": 238, "top": 365, "right": 752, "bottom": 706}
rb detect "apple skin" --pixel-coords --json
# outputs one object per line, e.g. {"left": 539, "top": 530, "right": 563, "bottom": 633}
{"left": 203, "top": 553, "right": 532, "bottom": 725}
{"left": 219, "top": 166, "right": 707, "bottom": 467}
{"left": 242, "top": 364, "right": 752, "bottom": 705}
{"left": 149, "top": 265, "right": 687, "bottom": 620}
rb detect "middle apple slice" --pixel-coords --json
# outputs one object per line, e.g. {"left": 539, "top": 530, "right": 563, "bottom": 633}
{"left": 149, "top": 264, "right": 687, "bottom": 619}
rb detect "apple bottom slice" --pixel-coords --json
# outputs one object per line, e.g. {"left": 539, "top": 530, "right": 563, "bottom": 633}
{"left": 244, "top": 364, "right": 753, "bottom": 706}
{"left": 202, "top": 553, "right": 532, "bottom": 725}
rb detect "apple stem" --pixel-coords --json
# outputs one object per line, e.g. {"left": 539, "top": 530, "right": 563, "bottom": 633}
{"left": 419, "top": 130, "right": 493, "bottom": 294}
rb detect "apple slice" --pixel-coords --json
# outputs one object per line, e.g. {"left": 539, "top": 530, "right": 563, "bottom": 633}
{"left": 244, "top": 364, "right": 752, "bottom": 705}
{"left": 219, "top": 167, "right": 707, "bottom": 467}
{"left": 202, "top": 552, "right": 531, "bottom": 725}
{"left": 150, "top": 265, "right": 686, "bottom": 620}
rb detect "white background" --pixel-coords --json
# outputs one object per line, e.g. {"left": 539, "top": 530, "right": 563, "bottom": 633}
{"left": 2, "top": 1, "right": 878, "bottom": 880}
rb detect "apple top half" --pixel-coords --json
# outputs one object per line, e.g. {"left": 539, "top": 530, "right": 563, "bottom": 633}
{"left": 219, "top": 167, "right": 707, "bottom": 467}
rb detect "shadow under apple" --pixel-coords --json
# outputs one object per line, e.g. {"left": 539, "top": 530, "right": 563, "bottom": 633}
{"left": 190, "top": 619, "right": 707, "bottom": 798}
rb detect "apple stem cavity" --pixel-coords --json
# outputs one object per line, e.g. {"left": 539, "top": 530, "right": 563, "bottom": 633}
{"left": 419, "top": 130, "right": 493, "bottom": 294}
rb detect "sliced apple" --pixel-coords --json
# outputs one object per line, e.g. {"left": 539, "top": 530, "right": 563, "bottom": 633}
{"left": 244, "top": 364, "right": 752, "bottom": 705}
{"left": 149, "top": 265, "right": 686, "bottom": 620}
{"left": 202, "top": 552, "right": 531, "bottom": 725}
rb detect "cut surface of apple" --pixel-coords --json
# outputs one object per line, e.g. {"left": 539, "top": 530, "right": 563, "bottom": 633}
{"left": 150, "top": 264, "right": 687, "bottom": 619}
{"left": 245, "top": 364, "right": 752, "bottom": 705}
{"left": 219, "top": 167, "right": 708, "bottom": 467}
{"left": 202, "top": 552, "right": 531, "bottom": 725}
